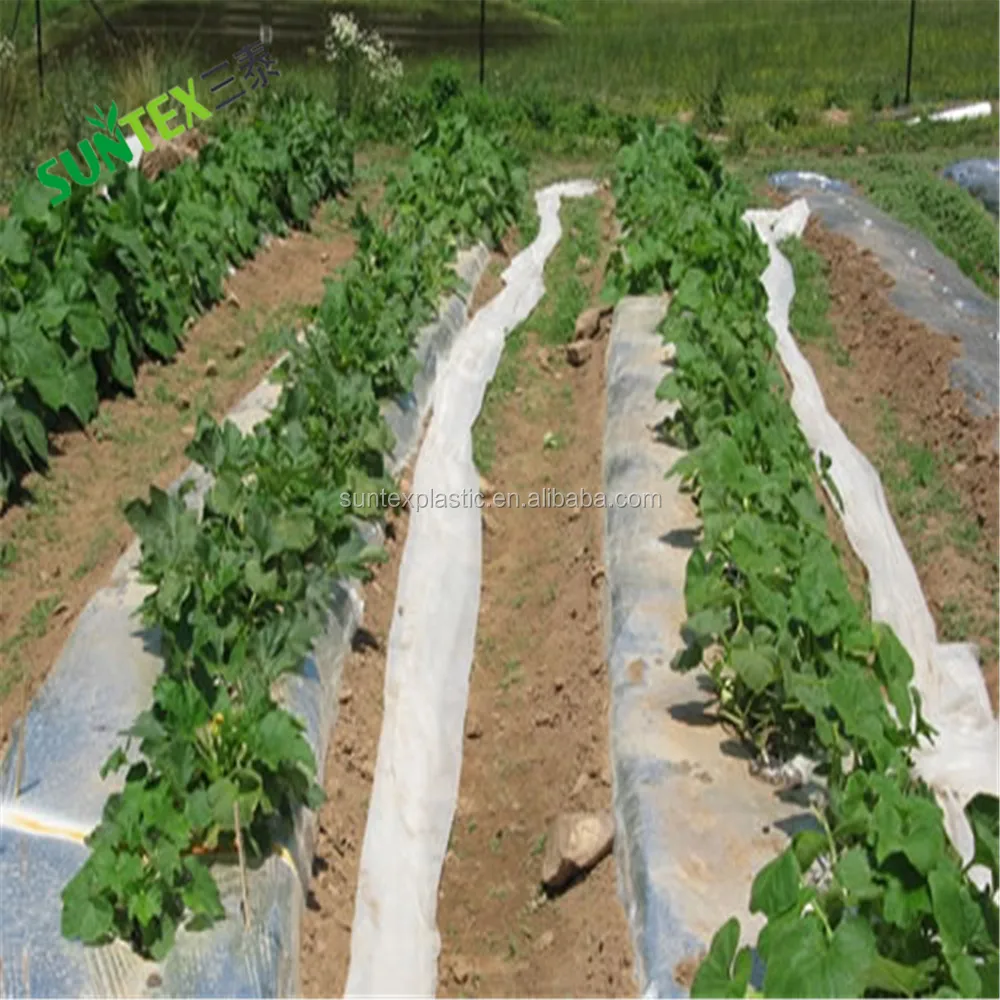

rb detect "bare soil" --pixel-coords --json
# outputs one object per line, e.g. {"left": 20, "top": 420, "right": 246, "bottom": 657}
{"left": 799, "top": 218, "right": 1000, "bottom": 709}
{"left": 0, "top": 206, "right": 358, "bottom": 749}
{"left": 432, "top": 319, "right": 634, "bottom": 998}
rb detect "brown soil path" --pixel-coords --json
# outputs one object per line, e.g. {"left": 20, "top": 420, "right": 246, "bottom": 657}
{"left": 0, "top": 203, "right": 358, "bottom": 749}
{"left": 798, "top": 218, "right": 999, "bottom": 708}
{"left": 432, "top": 323, "right": 634, "bottom": 998}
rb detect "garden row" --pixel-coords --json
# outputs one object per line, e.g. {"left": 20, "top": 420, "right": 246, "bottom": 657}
{"left": 609, "top": 125, "right": 999, "bottom": 998}
{"left": 0, "top": 88, "right": 353, "bottom": 505}
{"left": 58, "top": 112, "right": 527, "bottom": 960}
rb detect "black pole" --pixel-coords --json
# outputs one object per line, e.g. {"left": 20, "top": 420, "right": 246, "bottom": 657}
{"left": 34, "top": 0, "right": 42, "bottom": 98}
{"left": 479, "top": 0, "right": 485, "bottom": 87}
{"left": 86, "top": 0, "right": 122, "bottom": 42}
{"left": 904, "top": 0, "right": 916, "bottom": 106}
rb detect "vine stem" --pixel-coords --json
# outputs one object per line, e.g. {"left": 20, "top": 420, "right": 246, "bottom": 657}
{"left": 234, "top": 801, "right": 251, "bottom": 929}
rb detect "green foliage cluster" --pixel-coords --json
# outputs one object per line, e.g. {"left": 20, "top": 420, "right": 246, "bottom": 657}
{"left": 59, "top": 112, "right": 526, "bottom": 959}
{"left": 0, "top": 88, "right": 352, "bottom": 506}
{"left": 609, "top": 123, "right": 999, "bottom": 998}
{"left": 355, "top": 61, "right": 646, "bottom": 153}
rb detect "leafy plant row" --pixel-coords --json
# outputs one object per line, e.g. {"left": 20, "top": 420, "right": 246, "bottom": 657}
{"left": 607, "top": 124, "right": 998, "bottom": 999}
{"left": 0, "top": 87, "right": 353, "bottom": 506}
{"left": 60, "top": 113, "right": 526, "bottom": 960}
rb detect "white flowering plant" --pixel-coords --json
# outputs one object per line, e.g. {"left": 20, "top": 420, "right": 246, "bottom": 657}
{"left": 324, "top": 12, "right": 402, "bottom": 116}
{"left": 0, "top": 36, "right": 17, "bottom": 129}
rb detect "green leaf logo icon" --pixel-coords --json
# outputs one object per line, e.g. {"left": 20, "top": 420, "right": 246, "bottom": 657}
{"left": 85, "top": 102, "right": 124, "bottom": 141}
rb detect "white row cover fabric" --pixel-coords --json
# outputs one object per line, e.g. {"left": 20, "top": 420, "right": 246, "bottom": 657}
{"left": 745, "top": 200, "right": 999, "bottom": 889}
{"left": 344, "top": 181, "right": 598, "bottom": 997}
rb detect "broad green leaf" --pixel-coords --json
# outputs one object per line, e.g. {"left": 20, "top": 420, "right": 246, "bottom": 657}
{"left": 62, "top": 353, "right": 99, "bottom": 425}
{"left": 0, "top": 220, "right": 30, "bottom": 265}
{"left": 110, "top": 333, "right": 135, "bottom": 389}
{"left": 929, "top": 865, "right": 992, "bottom": 956}
{"left": 965, "top": 794, "right": 1000, "bottom": 884}
{"left": 867, "top": 954, "right": 935, "bottom": 998}
{"left": 749, "top": 849, "right": 801, "bottom": 919}
{"left": 690, "top": 917, "right": 752, "bottom": 998}
{"left": 834, "top": 847, "right": 881, "bottom": 901}
{"left": 68, "top": 307, "right": 110, "bottom": 352}
{"left": 265, "top": 511, "right": 316, "bottom": 560}
{"left": 729, "top": 646, "right": 776, "bottom": 693}
{"left": 61, "top": 883, "right": 116, "bottom": 944}
{"left": 791, "top": 830, "right": 829, "bottom": 874}
{"left": 763, "top": 915, "right": 877, "bottom": 997}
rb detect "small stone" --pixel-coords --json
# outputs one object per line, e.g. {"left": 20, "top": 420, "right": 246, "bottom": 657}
{"left": 571, "top": 772, "right": 589, "bottom": 797}
{"left": 536, "top": 930, "right": 555, "bottom": 951}
{"left": 574, "top": 307, "right": 602, "bottom": 341}
{"left": 338, "top": 687, "right": 353, "bottom": 705}
{"left": 575, "top": 255, "right": 593, "bottom": 274}
{"left": 175, "top": 394, "right": 191, "bottom": 411}
{"left": 226, "top": 339, "right": 246, "bottom": 359}
{"left": 204, "top": 360, "right": 218, "bottom": 377}
{"left": 320, "top": 251, "right": 330, "bottom": 263}
{"left": 225, "top": 291, "right": 241, "bottom": 310}
{"left": 553, "top": 678, "right": 565, "bottom": 693}
{"left": 146, "top": 972, "right": 163, "bottom": 989}
{"left": 479, "top": 475, "right": 495, "bottom": 498}
{"left": 466, "top": 716, "right": 483, "bottom": 739}
{"left": 591, "top": 566, "right": 606, "bottom": 585}
{"left": 541, "top": 812, "right": 615, "bottom": 891}
{"left": 534, "top": 712, "right": 553, "bottom": 727}
{"left": 663, "top": 342, "right": 678, "bottom": 365}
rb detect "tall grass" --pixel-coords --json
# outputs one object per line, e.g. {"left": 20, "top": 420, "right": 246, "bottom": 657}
{"left": 0, "top": 36, "right": 201, "bottom": 200}
{"left": 471, "top": 0, "right": 1000, "bottom": 116}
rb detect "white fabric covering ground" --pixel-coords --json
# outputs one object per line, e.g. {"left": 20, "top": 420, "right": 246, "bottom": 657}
{"left": 345, "top": 181, "right": 598, "bottom": 997}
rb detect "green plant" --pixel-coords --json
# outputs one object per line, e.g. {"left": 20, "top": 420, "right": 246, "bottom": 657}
{"left": 0, "top": 87, "right": 354, "bottom": 507}
{"left": 61, "top": 108, "right": 527, "bottom": 960}
{"left": 610, "top": 122, "right": 999, "bottom": 998}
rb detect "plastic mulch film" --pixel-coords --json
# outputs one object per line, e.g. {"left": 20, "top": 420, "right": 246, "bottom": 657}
{"left": 767, "top": 173, "right": 999, "bottom": 419}
{"left": 602, "top": 296, "right": 810, "bottom": 998}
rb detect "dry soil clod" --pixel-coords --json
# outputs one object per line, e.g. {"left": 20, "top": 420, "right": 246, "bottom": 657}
{"left": 566, "top": 340, "right": 593, "bottom": 367}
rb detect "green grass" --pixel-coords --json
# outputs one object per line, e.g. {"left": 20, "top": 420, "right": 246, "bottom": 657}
{"left": 471, "top": 192, "right": 601, "bottom": 474}
{"left": 484, "top": 0, "right": 999, "bottom": 116}
{"left": 782, "top": 236, "right": 850, "bottom": 366}
{"left": 875, "top": 402, "right": 999, "bottom": 666}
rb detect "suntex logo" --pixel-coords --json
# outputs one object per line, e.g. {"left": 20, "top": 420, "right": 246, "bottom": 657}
{"left": 35, "top": 42, "right": 280, "bottom": 207}
{"left": 35, "top": 83, "right": 211, "bottom": 207}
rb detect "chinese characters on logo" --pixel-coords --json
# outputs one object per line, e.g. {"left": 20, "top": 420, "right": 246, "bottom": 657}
{"left": 200, "top": 42, "right": 281, "bottom": 111}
